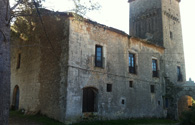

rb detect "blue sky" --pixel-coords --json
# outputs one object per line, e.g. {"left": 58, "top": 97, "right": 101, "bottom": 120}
{"left": 10, "top": 0, "right": 195, "bottom": 81}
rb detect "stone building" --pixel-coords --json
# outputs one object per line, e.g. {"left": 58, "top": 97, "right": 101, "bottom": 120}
{"left": 10, "top": 0, "right": 187, "bottom": 124}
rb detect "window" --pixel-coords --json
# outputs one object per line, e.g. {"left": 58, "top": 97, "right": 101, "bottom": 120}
{"left": 150, "top": 85, "right": 155, "bottom": 93}
{"left": 121, "top": 99, "right": 125, "bottom": 104}
{"left": 170, "top": 31, "right": 173, "bottom": 39}
{"left": 152, "top": 59, "right": 158, "bottom": 77}
{"left": 95, "top": 45, "right": 103, "bottom": 67}
{"left": 164, "top": 98, "right": 169, "bottom": 108}
{"left": 129, "top": 81, "right": 133, "bottom": 88}
{"left": 158, "top": 101, "right": 161, "bottom": 105}
{"left": 129, "top": 53, "right": 136, "bottom": 74}
{"left": 107, "top": 84, "right": 112, "bottom": 92}
{"left": 177, "top": 66, "right": 183, "bottom": 81}
{"left": 16, "top": 53, "right": 21, "bottom": 69}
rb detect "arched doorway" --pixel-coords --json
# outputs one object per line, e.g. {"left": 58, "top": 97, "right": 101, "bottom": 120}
{"left": 12, "top": 85, "right": 20, "bottom": 110}
{"left": 82, "top": 87, "right": 98, "bottom": 112}
{"left": 178, "top": 95, "right": 194, "bottom": 118}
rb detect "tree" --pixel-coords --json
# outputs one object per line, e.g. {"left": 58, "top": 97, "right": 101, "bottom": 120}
{"left": 0, "top": 0, "right": 10, "bottom": 124}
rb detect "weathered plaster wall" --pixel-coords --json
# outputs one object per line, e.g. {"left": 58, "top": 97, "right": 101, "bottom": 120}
{"left": 11, "top": 14, "right": 70, "bottom": 123}
{"left": 10, "top": 39, "right": 41, "bottom": 112}
{"left": 37, "top": 15, "right": 69, "bottom": 122}
{"left": 129, "top": 0, "right": 163, "bottom": 45}
{"left": 130, "top": 0, "right": 186, "bottom": 84}
{"left": 65, "top": 18, "right": 166, "bottom": 123}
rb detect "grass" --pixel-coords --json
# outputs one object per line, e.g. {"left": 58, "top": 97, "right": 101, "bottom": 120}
{"left": 9, "top": 110, "right": 64, "bottom": 125}
{"left": 73, "top": 118, "right": 178, "bottom": 125}
{"left": 10, "top": 110, "right": 178, "bottom": 125}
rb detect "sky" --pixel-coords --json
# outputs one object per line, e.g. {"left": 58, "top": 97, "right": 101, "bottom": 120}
{"left": 10, "top": 0, "right": 195, "bottom": 81}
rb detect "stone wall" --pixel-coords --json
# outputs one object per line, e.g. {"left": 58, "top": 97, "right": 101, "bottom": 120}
{"left": 37, "top": 15, "right": 69, "bottom": 122}
{"left": 65, "top": 18, "right": 166, "bottom": 123}
{"left": 129, "top": 0, "right": 186, "bottom": 84}
{"left": 129, "top": 0, "right": 163, "bottom": 45}
{"left": 10, "top": 13, "right": 70, "bottom": 123}
{"left": 10, "top": 39, "right": 41, "bottom": 112}
{"left": 161, "top": 0, "right": 186, "bottom": 83}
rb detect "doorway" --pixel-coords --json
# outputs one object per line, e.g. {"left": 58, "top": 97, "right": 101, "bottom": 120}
{"left": 12, "top": 85, "right": 20, "bottom": 110}
{"left": 82, "top": 87, "right": 98, "bottom": 112}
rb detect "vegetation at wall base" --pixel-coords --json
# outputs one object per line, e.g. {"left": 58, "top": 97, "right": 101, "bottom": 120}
{"left": 73, "top": 118, "right": 178, "bottom": 125}
{"left": 180, "top": 104, "right": 195, "bottom": 125}
{"left": 9, "top": 110, "right": 64, "bottom": 125}
{"left": 10, "top": 110, "right": 179, "bottom": 125}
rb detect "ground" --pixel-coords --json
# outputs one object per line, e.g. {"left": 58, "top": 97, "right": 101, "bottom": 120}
{"left": 9, "top": 116, "right": 42, "bottom": 125}
{"left": 9, "top": 111, "right": 179, "bottom": 125}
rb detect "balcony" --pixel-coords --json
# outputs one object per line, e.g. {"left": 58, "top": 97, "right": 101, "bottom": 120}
{"left": 129, "top": 66, "right": 136, "bottom": 74}
{"left": 153, "top": 70, "right": 159, "bottom": 78}
{"left": 178, "top": 74, "right": 183, "bottom": 82}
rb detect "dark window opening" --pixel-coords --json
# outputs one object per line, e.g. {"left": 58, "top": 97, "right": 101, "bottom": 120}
{"left": 177, "top": 66, "right": 183, "bottom": 81}
{"left": 129, "top": 53, "right": 136, "bottom": 74}
{"left": 122, "top": 99, "right": 125, "bottom": 104}
{"left": 95, "top": 45, "right": 103, "bottom": 67}
{"left": 151, "top": 85, "right": 155, "bottom": 93}
{"left": 152, "top": 59, "right": 158, "bottom": 77}
{"left": 129, "top": 81, "right": 133, "bottom": 88}
{"left": 16, "top": 53, "right": 21, "bottom": 69}
{"left": 107, "top": 84, "right": 112, "bottom": 92}
{"left": 170, "top": 31, "right": 173, "bottom": 39}
{"left": 158, "top": 101, "right": 161, "bottom": 105}
{"left": 165, "top": 98, "right": 169, "bottom": 108}
{"left": 83, "top": 87, "right": 98, "bottom": 112}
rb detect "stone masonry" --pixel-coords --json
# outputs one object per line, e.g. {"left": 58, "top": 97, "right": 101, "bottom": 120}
{"left": 10, "top": 0, "right": 188, "bottom": 124}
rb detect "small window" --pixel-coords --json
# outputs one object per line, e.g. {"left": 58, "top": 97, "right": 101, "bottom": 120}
{"left": 164, "top": 98, "right": 169, "bottom": 108}
{"left": 107, "top": 84, "right": 112, "bottom": 92}
{"left": 129, "top": 53, "right": 136, "bottom": 74}
{"left": 121, "top": 99, "right": 125, "bottom": 104}
{"left": 158, "top": 101, "right": 161, "bottom": 105}
{"left": 150, "top": 85, "right": 155, "bottom": 93}
{"left": 95, "top": 45, "right": 103, "bottom": 67}
{"left": 170, "top": 31, "right": 173, "bottom": 39}
{"left": 152, "top": 59, "right": 158, "bottom": 77}
{"left": 177, "top": 66, "right": 183, "bottom": 81}
{"left": 129, "top": 81, "right": 133, "bottom": 88}
{"left": 16, "top": 53, "right": 21, "bottom": 69}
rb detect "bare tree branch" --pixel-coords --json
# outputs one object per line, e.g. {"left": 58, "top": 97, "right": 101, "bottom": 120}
{"left": 11, "top": 0, "right": 23, "bottom": 10}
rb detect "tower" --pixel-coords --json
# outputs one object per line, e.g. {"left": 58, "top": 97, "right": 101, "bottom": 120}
{"left": 129, "top": 0, "right": 186, "bottom": 83}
